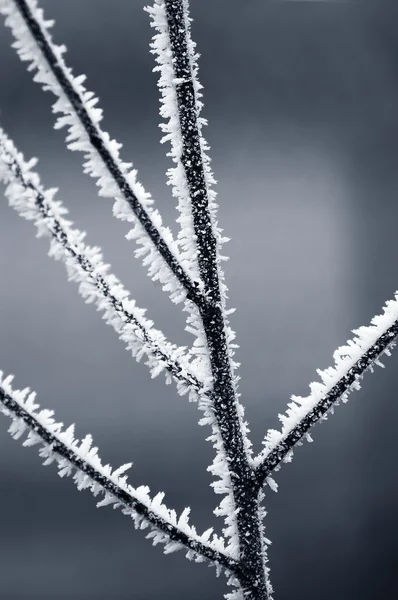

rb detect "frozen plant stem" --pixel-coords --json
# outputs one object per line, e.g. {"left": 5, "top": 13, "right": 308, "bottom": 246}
{"left": 1, "top": 0, "right": 398, "bottom": 599}
{"left": 162, "top": 1, "right": 269, "bottom": 598}
{"left": 0, "top": 373, "right": 238, "bottom": 572}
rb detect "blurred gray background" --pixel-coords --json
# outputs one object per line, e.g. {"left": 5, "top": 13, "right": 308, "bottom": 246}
{"left": 0, "top": 0, "right": 397, "bottom": 598}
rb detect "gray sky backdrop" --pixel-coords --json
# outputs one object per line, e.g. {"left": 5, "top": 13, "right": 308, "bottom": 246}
{"left": 0, "top": 1, "right": 397, "bottom": 599}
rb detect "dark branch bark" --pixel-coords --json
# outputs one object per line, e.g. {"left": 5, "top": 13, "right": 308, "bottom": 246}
{"left": 163, "top": 2, "right": 269, "bottom": 598}
{"left": 0, "top": 386, "right": 238, "bottom": 573}
{"left": 13, "top": 0, "right": 204, "bottom": 308}
{"left": 254, "top": 321, "right": 398, "bottom": 489}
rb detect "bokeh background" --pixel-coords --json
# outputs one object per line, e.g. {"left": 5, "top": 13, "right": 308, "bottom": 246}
{"left": 0, "top": 1, "right": 397, "bottom": 598}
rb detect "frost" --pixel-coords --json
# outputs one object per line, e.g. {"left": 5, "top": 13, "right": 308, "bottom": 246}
{"left": 145, "top": 0, "right": 246, "bottom": 414}
{"left": 0, "top": 370, "right": 236, "bottom": 573}
{"left": 0, "top": 0, "right": 201, "bottom": 312}
{"left": 255, "top": 292, "right": 398, "bottom": 478}
{"left": 0, "top": 127, "right": 202, "bottom": 394}
{"left": 1, "top": 2, "right": 395, "bottom": 599}
{"left": 145, "top": 0, "right": 254, "bottom": 557}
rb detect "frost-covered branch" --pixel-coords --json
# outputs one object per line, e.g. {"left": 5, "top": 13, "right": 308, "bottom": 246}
{"left": 147, "top": 3, "right": 270, "bottom": 599}
{"left": 145, "top": 1, "right": 228, "bottom": 288}
{"left": 254, "top": 296, "right": 398, "bottom": 490}
{"left": 0, "top": 0, "right": 205, "bottom": 309}
{"left": 0, "top": 371, "right": 238, "bottom": 572}
{"left": 0, "top": 126, "right": 204, "bottom": 395}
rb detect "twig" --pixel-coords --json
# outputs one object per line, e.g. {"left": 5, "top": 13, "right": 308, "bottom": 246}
{"left": 0, "top": 127, "right": 204, "bottom": 394}
{"left": 0, "top": 372, "right": 238, "bottom": 573}
{"left": 254, "top": 301, "right": 398, "bottom": 489}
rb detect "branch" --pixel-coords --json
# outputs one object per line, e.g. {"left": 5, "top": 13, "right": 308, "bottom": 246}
{"left": 153, "top": 3, "right": 270, "bottom": 598}
{"left": 145, "top": 0, "right": 212, "bottom": 390}
{"left": 0, "top": 0, "right": 205, "bottom": 309}
{"left": 0, "top": 371, "right": 239, "bottom": 573}
{"left": 254, "top": 297, "right": 398, "bottom": 490}
{"left": 145, "top": 0, "right": 245, "bottom": 418}
{"left": 145, "top": 1, "right": 229, "bottom": 288}
{"left": 0, "top": 126, "right": 206, "bottom": 396}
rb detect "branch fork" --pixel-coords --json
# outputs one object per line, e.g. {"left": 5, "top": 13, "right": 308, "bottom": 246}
{"left": 1, "top": 1, "right": 398, "bottom": 599}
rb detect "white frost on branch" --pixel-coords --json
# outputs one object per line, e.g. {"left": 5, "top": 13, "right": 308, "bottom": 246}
{"left": 176, "top": 0, "right": 241, "bottom": 388}
{"left": 198, "top": 401, "right": 239, "bottom": 559}
{"left": 145, "top": 0, "right": 212, "bottom": 386}
{"left": 254, "top": 292, "right": 398, "bottom": 476}
{"left": 146, "top": 0, "right": 202, "bottom": 283}
{"left": 145, "top": 0, "right": 254, "bottom": 555}
{"left": 0, "top": 0, "right": 200, "bottom": 309}
{"left": 0, "top": 370, "right": 237, "bottom": 571}
{"left": 257, "top": 488, "right": 274, "bottom": 599}
{"left": 145, "top": 0, "right": 242, "bottom": 385}
{"left": 0, "top": 127, "right": 204, "bottom": 395}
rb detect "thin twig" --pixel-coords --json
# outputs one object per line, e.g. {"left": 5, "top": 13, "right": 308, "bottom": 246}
{"left": 0, "top": 373, "right": 238, "bottom": 573}
{"left": 0, "top": 127, "right": 203, "bottom": 394}
{"left": 254, "top": 309, "right": 398, "bottom": 489}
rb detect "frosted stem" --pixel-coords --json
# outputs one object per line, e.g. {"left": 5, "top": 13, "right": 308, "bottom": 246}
{"left": 254, "top": 307, "right": 398, "bottom": 489}
{"left": 0, "top": 372, "right": 238, "bottom": 572}
{"left": 163, "top": 2, "right": 270, "bottom": 597}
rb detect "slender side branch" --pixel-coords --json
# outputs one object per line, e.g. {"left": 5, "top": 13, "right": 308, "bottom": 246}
{"left": 254, "top": 298, "right": 398, "bottom": 489}
{"left": 0, "top": 371, "right": 238, "bottom": 573}
{"left": 0, "top": 127, "right": 202, "bottom": 395}
{"left": 1, "top": 0, "right": 205, "bottom": 308}
{"left": 161, "top": 2, "right": 269, "bottom": 598}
